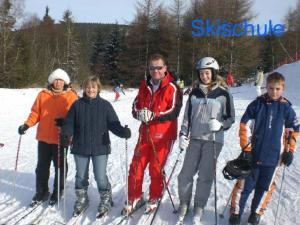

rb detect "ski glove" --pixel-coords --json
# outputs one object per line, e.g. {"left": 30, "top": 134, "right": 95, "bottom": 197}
{"left": 55, "top": 118, "right": 65, "bottom": 127}
{"left": 123, "top": 127, "right": 131, "bottom": 139}
{"left": 179, "top": 135, "right": 190, "bottom": 151}
{"left": 18, "top": 124, "right": 29, "bottom": 135}
{"left": 137, "top": 108, "right": 155, "bottom": 123}
{"left": 208, "top": 119, "right": 223, "bottom": 132}
{"left": 254, "top": 82, "right": 257, "bottom": 86}
{"left": 281, "top": 151, "right": 293, "bottom": 167}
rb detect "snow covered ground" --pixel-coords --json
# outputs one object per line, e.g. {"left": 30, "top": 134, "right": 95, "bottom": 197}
{"left": 0, "top": 61, "right": 299, "bottom": 225}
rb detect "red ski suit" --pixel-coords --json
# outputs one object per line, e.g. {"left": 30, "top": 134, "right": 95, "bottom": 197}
{"left": 128, "top": 72, "right": 182, "bottom": 201}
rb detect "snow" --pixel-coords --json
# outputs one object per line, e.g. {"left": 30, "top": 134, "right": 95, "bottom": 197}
{"left": 0, "top": 61, "right": 299, "bottom": 225}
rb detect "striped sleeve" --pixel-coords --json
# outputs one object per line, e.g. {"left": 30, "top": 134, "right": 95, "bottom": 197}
{"left": 156, "top": 82, "right": 182, "bottom": 122}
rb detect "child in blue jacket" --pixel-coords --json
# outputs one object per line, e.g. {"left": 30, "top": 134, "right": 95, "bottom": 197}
{"left": 229, "top": 72, "right": 299, "bottom": 225}
{"left": 61, "top": 76, "right": 131, "bottom": 216}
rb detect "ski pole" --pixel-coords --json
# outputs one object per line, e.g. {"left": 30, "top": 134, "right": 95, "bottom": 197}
{"left": 150, "top": 149, "right": 183, "bottom": 225}
{"left": 146, "top": 124, "right": 177, "bottom": 212}
{"left": 273, "top": 130, "right": 292, "bottom": 225}
{"left": 219, "top": 189, "right": 233, "bottom": 218}
{"left": 63, "top": 146, "right": 67, "bottom": 222}
{"left": 212, "top": 132, "right": 218, "bottom": 225}
{"left": 13, "top": 135, "right": 22, "bottom": 200}
{"left": 125, "top": 125, "right": 129, "bottom": 218}
{"left": 273, "top": 166, "right": 286, "bottom": 225}
{"left": 57, "top": 127, "right": 61, "bottom": 208}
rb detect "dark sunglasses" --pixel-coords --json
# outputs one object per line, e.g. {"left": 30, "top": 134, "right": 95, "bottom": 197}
{"left": 149, "top": 66, "right": 164, "bottom": 71}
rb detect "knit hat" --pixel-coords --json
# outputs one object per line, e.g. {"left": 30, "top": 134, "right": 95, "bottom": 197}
{"left": 48, "top": 68, "right": 70, "bottom": 85}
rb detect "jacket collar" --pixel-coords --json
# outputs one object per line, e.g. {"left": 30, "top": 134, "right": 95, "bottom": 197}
{"left": 146, "top": 71, "right": 174, "bottom": 90}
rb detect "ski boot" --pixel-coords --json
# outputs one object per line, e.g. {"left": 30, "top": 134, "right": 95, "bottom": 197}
{"left": 229, "top": 213, "right": 241, "bottom": 225}
{"left": 193, "top": 206, "right": 204, "bottom": 225}
{"left": 96, "top": 189, "right": 113, "bottom": 219}
{"left": 144, "top": 199, "right": 159, "bottom": 214}
{"left": 175, "top": 202, "right": 189, "bottom": 225}
{"left": 30, "top": 191, "right": 50, "bottom": 207}
{"left": 73, "top": 189, "right": 89, "bottom": 217}
{"left": 248, "top": 212, "right": 260, "bottom": 225}
{"left": 121, "top": 197, "right": 145, "bottom": 216}
{"left": 49, "top": 190, "right": 63, "bottom": 206}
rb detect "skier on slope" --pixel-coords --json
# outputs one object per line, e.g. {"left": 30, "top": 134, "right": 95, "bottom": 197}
{"left": 18, "top": 68, "right": 78, "bottom": 206}
{"left": 122, "top": 53, "right": 182, "bottom": 214}
{"left": 177, "top": 57, "right": 235, "bottom": 224}
{"left": 60, "top": 76, "right": 131, "bottom": 217}
{"left": 228, "top": 72, "right": 299, "bottom": 225}
{"left": 255, "top": 65, "right": 264, "bottom": 96}
{"left": 113, "top": 82, "right": 125, "bottom": 101}
{"left": 226, "top": 72, "right": 235, "bottom": 87}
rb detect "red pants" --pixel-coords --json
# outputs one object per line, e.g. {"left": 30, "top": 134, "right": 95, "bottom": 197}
{"left": 114, "top": 92, "right": 120, "bottom": 101}
{"left": 128, "top": 134, "right": 173, "bottom": 201}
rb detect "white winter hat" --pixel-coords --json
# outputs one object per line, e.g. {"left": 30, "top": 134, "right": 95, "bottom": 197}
{"left": 48, "top": 68, "right": 70, "bottom": 85}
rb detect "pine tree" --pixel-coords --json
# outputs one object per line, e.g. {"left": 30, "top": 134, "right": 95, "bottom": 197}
{"left": 61, "top": 10, "right": 80, "bottom": 83}
{"left": 104, "top": 25, "right": 122, "bottom": 82}
{"left": 90, "top": 28, "right": 106, "bottom": 80}
{"left": 0, "top": 0, "right": 19, "bottom": 87}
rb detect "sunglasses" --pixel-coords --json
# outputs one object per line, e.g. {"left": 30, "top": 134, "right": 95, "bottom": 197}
{"left": 149, "top": 66, "right": 164, "bottom": 71}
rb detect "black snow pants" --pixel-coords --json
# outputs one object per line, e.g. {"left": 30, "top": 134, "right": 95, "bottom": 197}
{"left": 35, "top": 141, "right": 68, "bottom": 195}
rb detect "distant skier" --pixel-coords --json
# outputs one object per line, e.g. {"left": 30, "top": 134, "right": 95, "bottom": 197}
{"left": 60, "top": 76, "right": 131, "bottom": 217}
{"left": 122, "top": 54, "right": 182, "bottom": 215}
{"left": 177, "top": 57, "right": 235, "bottom": 224}
{"left": 255, "top": 65, "right": 264, "bottom": 96}
{"left": 113, "top": 82, "right": 125, "bottom": 101}
{"left": 18, "top": 68, "right": 78, "bottom": 206}
{"left": 228, "top": 72, "right": 299, "bottom": 225}
{"left": 226, "top": 72, "right": 235, "bottom": 87}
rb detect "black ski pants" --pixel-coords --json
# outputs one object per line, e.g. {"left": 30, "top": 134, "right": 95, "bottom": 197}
{"left": 35, "top": 141, "right": 68, "bottom": 194}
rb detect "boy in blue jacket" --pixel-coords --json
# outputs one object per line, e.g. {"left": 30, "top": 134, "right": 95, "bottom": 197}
{"left": 229, "top": 72, "right": 299, "bottom": 225}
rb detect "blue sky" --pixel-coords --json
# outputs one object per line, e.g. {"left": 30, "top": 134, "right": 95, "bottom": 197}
{"left": 23, "top": 0, "right": 297, "bottom": 25}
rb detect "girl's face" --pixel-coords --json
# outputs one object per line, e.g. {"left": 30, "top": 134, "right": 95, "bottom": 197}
{"left": 84, "top": 82, "right": 99, "bottom": 98}
{"left": 267, "top": 82, "right": 284, "bottom": 100}
{"left": 52, "top": 79, "right": 65, "bottom": 91}
{"left": 199, "top": 69, "right": 212, "bottom": 84}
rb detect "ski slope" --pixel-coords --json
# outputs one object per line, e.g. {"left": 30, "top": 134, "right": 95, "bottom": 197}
{"left": 0, "top": 62, "right": 299, "bottom": 225}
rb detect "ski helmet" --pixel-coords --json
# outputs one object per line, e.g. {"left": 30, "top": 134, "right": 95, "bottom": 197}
{"left": 196, "top": 57, "right": 219, "bottom": 81}
{"left": 222, "top": 158, "right": 252, "bottom": 180}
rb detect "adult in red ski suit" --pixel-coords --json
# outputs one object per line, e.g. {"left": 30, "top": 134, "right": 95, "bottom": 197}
{"left": 125, "top": 54, "right": 182, "bottom": 213}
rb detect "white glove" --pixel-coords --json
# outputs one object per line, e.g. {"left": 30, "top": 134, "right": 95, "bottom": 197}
{"left": 137, "top": 108, "right": 154, "bottom": 123}
{"left": 208, "top": 119, "right": 223, "bottom": 132}
{"left": 179, "top": 135, "right": 190, "bottom": 150}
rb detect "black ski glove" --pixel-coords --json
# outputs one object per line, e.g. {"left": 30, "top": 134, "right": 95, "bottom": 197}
{"left": 254, "top": 82, "right": 257, "bottom": 86}
{"left": 60, "top": 135, "right": 69, "bottom": 148}
{"left": 239, "top": 151, "right": 252, "bottom": 163}
{"left": 18, "top": 124, "right": 29, "bottom": 135}
{"left": 55, "top": 118, "right": 65, "bottom": 127}
{"left": 281, "top": 151, "right": 293, "bottom": 167}
{"left": 123, "top": 127, "right": 131, "bottom": 139}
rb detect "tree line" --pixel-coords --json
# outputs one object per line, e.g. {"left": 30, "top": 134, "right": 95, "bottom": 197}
{"left": 0, "top": 0, "right": 300, "bottom": 88}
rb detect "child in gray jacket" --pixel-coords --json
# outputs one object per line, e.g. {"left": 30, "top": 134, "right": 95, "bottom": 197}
{"left": 177, "top": 57, "right": 235, "bottom": 225}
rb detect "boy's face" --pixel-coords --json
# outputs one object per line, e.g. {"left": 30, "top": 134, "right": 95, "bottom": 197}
{"left": 267, "top": 82, "right": 284, "bottom": 100}
{"left": 85, "top": 83, "right": 98, "bottom": 99}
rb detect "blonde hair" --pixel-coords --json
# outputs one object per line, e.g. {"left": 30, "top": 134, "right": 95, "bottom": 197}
{"left": 82, "top": 76, "right": 102, "bottom": 93}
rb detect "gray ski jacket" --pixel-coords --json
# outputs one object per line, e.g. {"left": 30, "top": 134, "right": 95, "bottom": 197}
{"left": 180, "top": 78, "right": 235, "bottom": 144}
